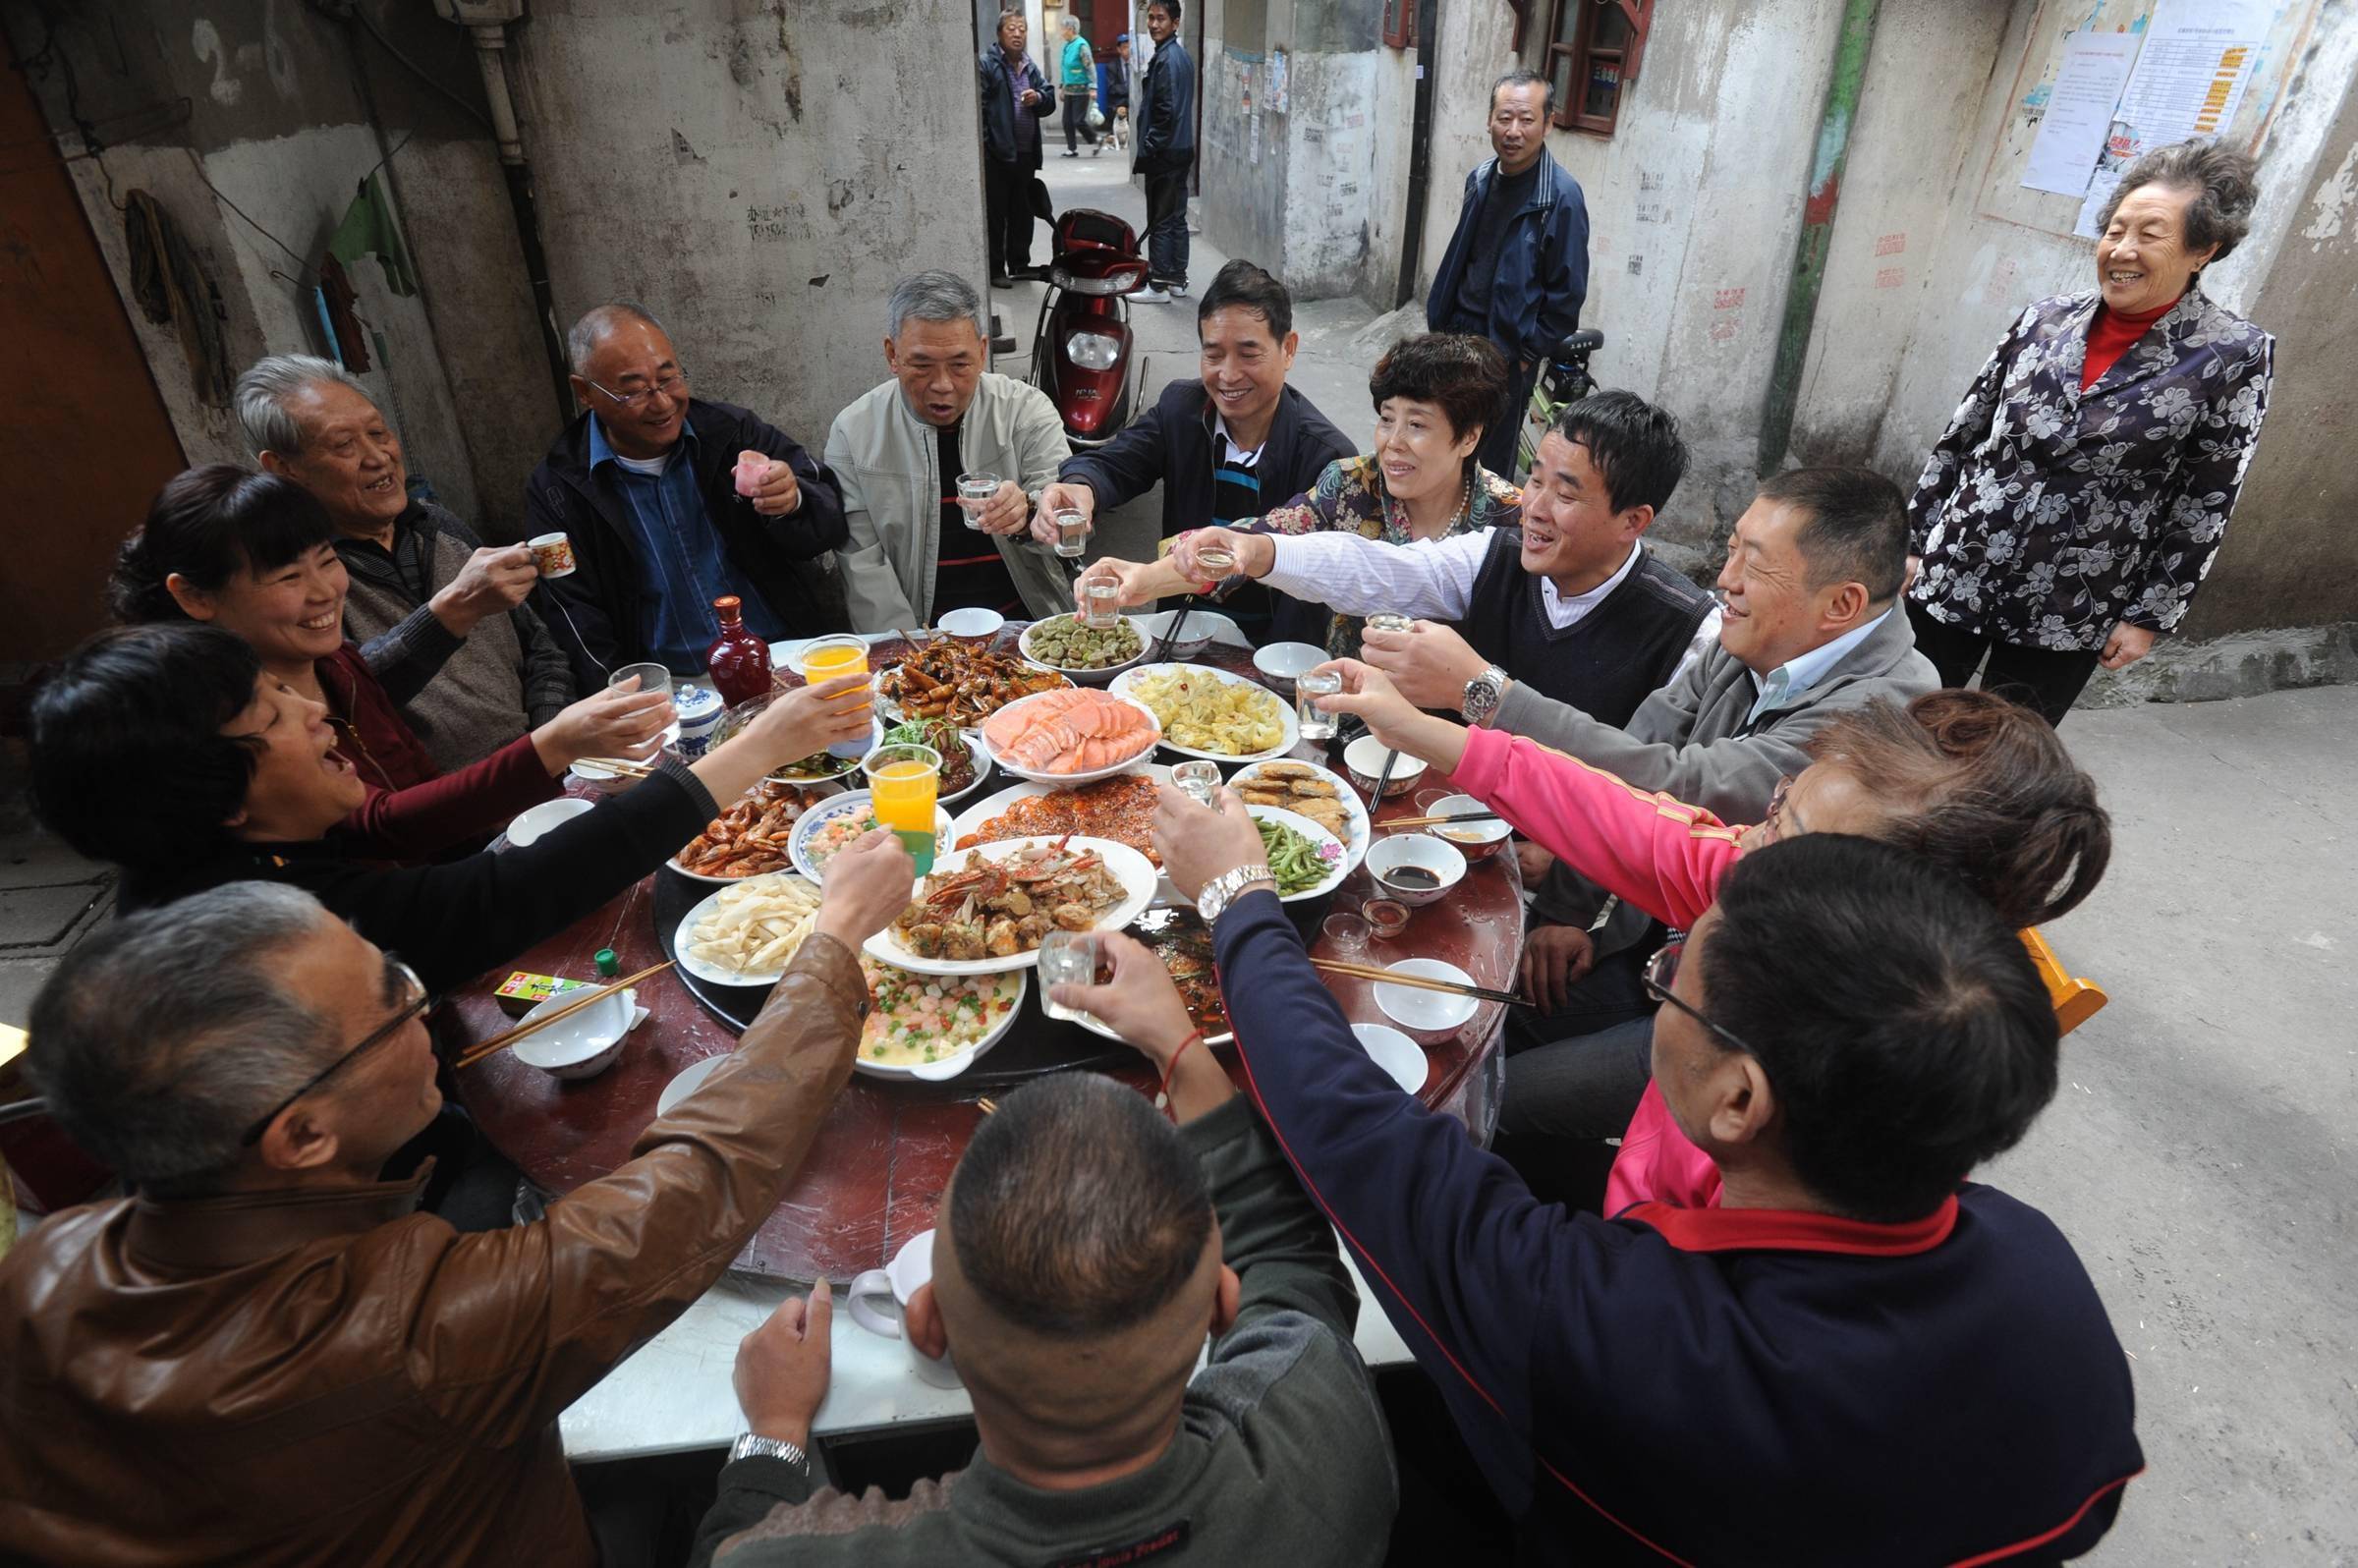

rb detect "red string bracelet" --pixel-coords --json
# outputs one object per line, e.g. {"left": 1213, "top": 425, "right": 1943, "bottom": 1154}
{"left": 1155, "top": 1029, "right": 1207, "bottom": 1119}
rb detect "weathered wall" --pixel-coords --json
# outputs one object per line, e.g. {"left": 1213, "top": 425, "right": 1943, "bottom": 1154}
{"left": 510, "top": 0, "right": 988, "bottom": 464}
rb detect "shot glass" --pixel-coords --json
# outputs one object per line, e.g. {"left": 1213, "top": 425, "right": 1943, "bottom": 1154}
{"left": 1037, "top": 928, "right": 1100, "bottom": 1025}
{"left": 1320, "top": 912, "right": 1371, "bottom": 956}
{"left": 957, "top": 471, "right": 1000, "bottom": 531}
{"left": 1296, "top": 669, "right": 1342, "bottom": 742}
{"left": 1413, "top": 788, "right": 1452, "bottom": 816}
{"left": 1083, "top": 578, "right": 1123, "bottom": 629}
{"left": 1365, "top": 613, "right": 1414, "bottom": 637}
{"left": 1363, "top": 897, "right": 1411, "bottom": 941}
{"left": 1052, "top": 508, "right": 1091, "bottom": 558}
{"left": 1172, "top": 759, "right": 1222, "bottom": 806}
{"left": 609, "top": 662, "right": 673, "bottom": 700}
{"left": 1192, "top": 542, "right": 1238, "bottom": 578}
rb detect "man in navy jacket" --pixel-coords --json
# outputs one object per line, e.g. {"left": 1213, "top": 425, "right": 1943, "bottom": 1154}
{"left": 1428, "top": 69, "right": 1590, "bottom": 480}
{"left": 1071, "top": 806, "right": 2143, "bottom": 1565}
{"left": 1032, "top": 260, "right": 1354, "bottom": 646}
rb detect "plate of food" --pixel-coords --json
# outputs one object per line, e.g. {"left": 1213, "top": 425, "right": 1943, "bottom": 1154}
{"left": 874, "top": 638, "right": 1070, "bottom": 730}
{"left": 1229, "top": 758, "right": 1369, "bottom": 876}
{"left": 705, "top": 687, "right": 874, "bottom": 785}
{"left": 1019, "top": 613, "right": 1149, "bottom": 683}
{"left": 1247, "top": 804, "right": 1350, "bottom": 903}
{"left": 672, "top": 872, "right": 823, "bottom": 986}
{"left": 788, "top": 790, "right": 956, "bottom": 884}
{"left": 1072, "top": 907, "right": 1233, "bottom": 1049}
{"left": 876, "top": 715, "right": 991, "bottom": 807}
{"left": 979, "top": 687, "right": 1163, "bottom": 785}
{"left": 1111, "top": 662, "right": 1297, "bottom": 762}
{"left": 950, "top": 767, "right": 1171, "bottom": 868}
{"left": 854, "top": 958, "right": 1027, "bottom": 1081}
{"left": 867, "top": 834, "right": 1157, "bottom": 975}
{"left": 669, "top": 780, "right": 844, "bottom": 881}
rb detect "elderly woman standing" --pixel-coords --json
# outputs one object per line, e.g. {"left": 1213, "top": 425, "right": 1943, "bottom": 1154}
{"left": 1906, "top": 139, "right": 2274, "bottom": 724}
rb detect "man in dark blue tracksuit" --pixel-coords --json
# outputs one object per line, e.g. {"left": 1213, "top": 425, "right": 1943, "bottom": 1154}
{"left": 1132, "top": 0, "right": 1197, "bottom": 301}
{"left": 1428, "top": 69, "right": 1591, "bottom": 480}
{"left": 1072, "top": 818, "right": 2144, "bottom": 1566}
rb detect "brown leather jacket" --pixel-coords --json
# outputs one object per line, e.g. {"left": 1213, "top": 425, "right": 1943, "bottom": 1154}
{"left": 0, "top": 936, "right": 869, "bottom": 1568}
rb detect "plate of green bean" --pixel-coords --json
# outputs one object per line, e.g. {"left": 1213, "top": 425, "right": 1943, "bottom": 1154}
{"left": 1248, "top": 806, "right": 1350, "bottom": 904}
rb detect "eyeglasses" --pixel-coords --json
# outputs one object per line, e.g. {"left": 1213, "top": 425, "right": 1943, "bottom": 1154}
{"left": 582, "top": 368, "right": 689, "bottom": 409}
{"left": 240, "top": 958, "right": 432, "bottom": 1147}
{"left": 1642, "top": 938, "right": 1755, "bottom": 1058}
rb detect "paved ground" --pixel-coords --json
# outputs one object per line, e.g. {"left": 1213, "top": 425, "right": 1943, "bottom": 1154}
{"left": 0, "top": 151, "right": 2346, "bottom": 1560}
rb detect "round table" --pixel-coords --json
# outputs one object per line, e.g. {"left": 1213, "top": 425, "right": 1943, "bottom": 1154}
{"left": 449, "top": 632, "right": 1525, "bottom": 1284}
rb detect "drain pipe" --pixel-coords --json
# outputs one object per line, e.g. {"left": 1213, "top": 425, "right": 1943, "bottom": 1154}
{"left": 1393, "top": 0, "right": 1440, "bottom": 310}
{"left": 433, "top": 0, "right": 574, "bottom": 422}
{"left": 1756, "top": 0, "right": 1881, "bottom": 476}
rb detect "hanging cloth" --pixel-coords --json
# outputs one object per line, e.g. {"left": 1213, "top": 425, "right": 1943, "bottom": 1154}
{"left": 123, "top": 188, "right": 233, "bottom": 408}
{"left": 327, "top": 171, "right": 418, "bottom": 297}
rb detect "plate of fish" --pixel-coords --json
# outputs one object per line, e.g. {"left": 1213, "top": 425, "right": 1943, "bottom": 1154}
{"left": 866, "top": 834, "right": 1158, "bottom": 976}
{"left": 1228, "top": 759, "right": 1368, "bottom": 876}
{"left": 980, "top": 687, "right": 1163, "bottom": 784}
{"left": 668, "top": 780, "right": 844, "bottom": 882}
{"left": 1071, "top": 908, "right": 1233, "bottom": 1049}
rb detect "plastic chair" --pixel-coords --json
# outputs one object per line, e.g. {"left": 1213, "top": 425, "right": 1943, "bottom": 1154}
{"left": 2020, "top": 928, "right": 2107, "bottom": 1036}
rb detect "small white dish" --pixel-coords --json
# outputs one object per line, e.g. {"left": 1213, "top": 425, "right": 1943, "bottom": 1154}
{"left": 1342, "top": 735, "right": 1429, "bottom": 800}
{"left": 511, "top": 986, "right": 638, "bottom": 1079}
{"left": 935, "top": 607, "right": 1005, "bottom": 642}
{"left": 1374, "top": 958, "right": 1481, "bottom": 1033}
{"left": 1251, "top": 641, "right": 1326, "bottom": 692}
{"left": 565, "top": 759, "right": 643, "bottom": 795}
{"left": 1421, "top": 792, "right": 1511, "bottom": 862}
{"left": 504, "top": 796, "right": 594, "bottom": 849}
{"left": 1133, "top": 606, "right": 1240, "bottom": 658}
{"left": 655, "top": 1052, "right": 727, "bottom": 1115}
{"left": 1365, "top": 833, "right": 1467, "bottom": 908}
{"left": 1351, "top": 1022, "right": 1431, "bottom": 1093}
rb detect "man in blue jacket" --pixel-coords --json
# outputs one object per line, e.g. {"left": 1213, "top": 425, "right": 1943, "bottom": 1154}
{"left": 1428, "top": 69, "right": 1590, "bottom": 479}
{"left": 1070, "top": 804, "right": 2144, "bottom": 1565}
{"left": 1132, "top": 0, "right": 1197, "bottom": 302}
{"left": 1030, "top": 259, "right": 1353, "bottom": 645}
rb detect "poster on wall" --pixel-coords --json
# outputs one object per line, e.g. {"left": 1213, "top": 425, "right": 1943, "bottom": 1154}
{"left": 2075, "top": 0, "right": 2274, "bottom": 235}
{"left": 1268, "top": 48, "right": 1289, "bottom": 114}
{"left": 2021, "top": 31, "right": 2140, "bottom": 196}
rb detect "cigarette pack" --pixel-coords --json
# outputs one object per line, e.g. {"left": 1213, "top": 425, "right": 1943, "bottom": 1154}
{"left": 494, "top": 972, "right": 597, "bottom": 1014}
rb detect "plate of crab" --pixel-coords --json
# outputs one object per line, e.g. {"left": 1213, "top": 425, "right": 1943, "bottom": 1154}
{"left": 864, "top": 833, "right": 1159, "bottom": 977}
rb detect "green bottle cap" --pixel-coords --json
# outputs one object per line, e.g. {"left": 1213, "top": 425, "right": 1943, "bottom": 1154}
{"left": 594, "top": 949, "right": 620, "bottom": 979}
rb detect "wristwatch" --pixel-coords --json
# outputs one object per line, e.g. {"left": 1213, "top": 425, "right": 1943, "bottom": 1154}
{"left": 1461, "top": 664, "right": 1512, "bottom": 728}
{"left": 730, "top": 1431, "right": 812, "bottom": 1473}
{"left": 1196, "top": 863, "right": 1274, "bottom": 924}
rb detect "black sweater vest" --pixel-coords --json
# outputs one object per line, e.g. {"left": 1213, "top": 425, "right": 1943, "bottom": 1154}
{"left": 1461, "top": 532, "right": 1713, "bottom": 728}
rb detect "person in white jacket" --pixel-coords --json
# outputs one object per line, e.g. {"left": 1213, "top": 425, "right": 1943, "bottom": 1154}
{"left": 827, "top": 272, "right": 1073, "bottom": 631}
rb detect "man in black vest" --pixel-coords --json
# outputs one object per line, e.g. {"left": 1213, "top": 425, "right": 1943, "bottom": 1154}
{"left": 1162, "top": 391, "right": 1715, "bottom": 729}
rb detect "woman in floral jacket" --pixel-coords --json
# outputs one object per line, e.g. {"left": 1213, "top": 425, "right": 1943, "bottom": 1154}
{"left": 1906, "top": 139, "right": 2274, "bottom": 725}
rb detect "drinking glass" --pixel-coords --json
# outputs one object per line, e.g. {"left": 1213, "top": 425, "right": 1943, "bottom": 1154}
{"left": 609, "top": 662, "right": 673, "bottom": 700}
{"left": 796, "top": 636, "right": 873, "bottom": 759}
{"left": 862, "top": 743, "right": 941, "bottom": 875}
{"left": 1172, "top": 759, "right": 1221, "bottom": 806}
{"left": 1053, "top": 508, "right": 1091, "bottom": 558}
{"left": 1192, "top": 541, "right": 1238, "bottom": 578}
{"left": 1037, "top": 928, "right": 1100, "bottom": 1024}
{"left": 1365, "top": 613, "right": 1414, "bottom": 637}
{"left": 1413, "top": 788, "right": 1451, "bottom": 816}
{"left": 1296, "top": 669, "right": 1342, "bottom": 742}
{"left": 1083, "top": 579, "right": 1123, "bottom": 630}
{"left": 957, "top": 471, "right": 1000, "bottom": 531}
{"left": 1321, "top": 912, "right": 1371, "bottom": 956}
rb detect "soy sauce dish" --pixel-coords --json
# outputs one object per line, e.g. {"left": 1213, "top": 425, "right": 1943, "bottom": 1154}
{"left": 1365, "top": 834, "right": 1466, "bottom": 907}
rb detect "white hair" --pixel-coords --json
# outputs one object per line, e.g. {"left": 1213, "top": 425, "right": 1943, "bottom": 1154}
{"left": 566, "top": 301, "right": 671, "bottom": 376}
{"left": 886, "top": 270, "right": 985, "bottom": 342}
{"left": 233, "top": 354, "right": 372, "bottom": 456}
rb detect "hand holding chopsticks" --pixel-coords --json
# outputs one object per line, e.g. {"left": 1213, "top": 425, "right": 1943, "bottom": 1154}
{"left": 1311, "top": 957, "right": 1534, "bottom": 1008}
{"left": 454, "top": 960, "right": 675, "bottom": 1070}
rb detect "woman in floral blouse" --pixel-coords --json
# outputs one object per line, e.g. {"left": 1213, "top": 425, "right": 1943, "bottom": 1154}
{"left": 1906, "top": 139, "right": 2274, "bottom": 725}
{"left": 1088, "top": 333, "right": 1524, "bottom": 657}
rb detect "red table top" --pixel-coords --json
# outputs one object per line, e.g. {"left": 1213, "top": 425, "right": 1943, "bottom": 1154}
{"left": 449, "top": 634, "right": 1523, "bottom": 1283}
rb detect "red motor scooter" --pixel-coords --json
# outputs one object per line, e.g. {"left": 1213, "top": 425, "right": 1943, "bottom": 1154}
{"left": 1029, "top": 208, "right": 1149, "bottom": 447}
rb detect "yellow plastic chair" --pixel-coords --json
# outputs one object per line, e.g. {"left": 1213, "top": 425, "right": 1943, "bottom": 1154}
{"left": 2020, "top": 929, "right": 2107, "bottom": 1036}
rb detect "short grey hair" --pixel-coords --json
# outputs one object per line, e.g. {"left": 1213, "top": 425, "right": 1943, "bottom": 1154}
{"left": 566, "top": 301, "right": 671, "bottom": 375}
{"left": 27, "top": 882, "right": 340, "bottom": 1190}
{"left": 1061, "top": 14, "right": 1079, "bottom": 29}
{"left": 886, "top": 270, "right": 986, "bottom": 343}
{"left": 2098, "top": 138, "right": 2260, "bottom": 264}
{"left": 233, "top": 354, "right": 370, "bottom": 457}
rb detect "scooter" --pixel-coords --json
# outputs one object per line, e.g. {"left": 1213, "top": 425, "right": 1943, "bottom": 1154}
{"left": 1511, "top": 327, "right": 1607, "bottom": 479}
{"left": 1029, "top": 207, "right": 1149, "bottom": 447}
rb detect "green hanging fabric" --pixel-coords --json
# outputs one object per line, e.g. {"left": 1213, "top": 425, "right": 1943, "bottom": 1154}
{"left": 327, "top": 171, "right": 418, "bottom": 297}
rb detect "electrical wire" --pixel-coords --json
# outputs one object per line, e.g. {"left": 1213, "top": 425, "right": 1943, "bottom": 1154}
{"left": 324, "top": 1, "right": 498, "bottom": 136}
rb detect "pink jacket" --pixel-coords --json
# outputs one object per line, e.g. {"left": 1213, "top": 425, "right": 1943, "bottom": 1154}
{"left": 1446, "top": 725, "right": 1748, "bottom": 1212}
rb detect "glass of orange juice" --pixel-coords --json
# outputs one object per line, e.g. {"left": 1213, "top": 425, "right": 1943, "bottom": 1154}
{"left": 862, "top": 743, "right": 941, "bottom": 875}
{"left": 796, "top": 636, "right": 872, "bottom": 760}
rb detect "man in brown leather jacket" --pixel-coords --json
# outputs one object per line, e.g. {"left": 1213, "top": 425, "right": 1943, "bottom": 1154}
{"left": 0, "top": 836, "right": 912, "bottom": 1568}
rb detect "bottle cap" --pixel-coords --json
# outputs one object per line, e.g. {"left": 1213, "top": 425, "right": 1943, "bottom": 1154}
{"left": 712, "top": 594, "right": 743, "bottom": 616}
{"left": 594, "top": 948, "right": 620, "bottom": 979}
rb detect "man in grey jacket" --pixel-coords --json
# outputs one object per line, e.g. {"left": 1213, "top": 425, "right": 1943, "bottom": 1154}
{"left": 827, "top": 272, "right": 1074, "bottom": 630}
{"left": 238, "top": 355, "right": 575, "bottom": 769}
{"left": 691, "top": 1061, "right": 1394, "bottom": 1567}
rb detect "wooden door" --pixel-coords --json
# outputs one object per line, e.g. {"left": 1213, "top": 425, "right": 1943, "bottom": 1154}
{"left": 0, "top": 57, "right": 186, "bottom": 665}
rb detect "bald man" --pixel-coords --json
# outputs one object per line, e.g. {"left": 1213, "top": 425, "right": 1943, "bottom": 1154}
{"left": 524, "top": 303, "right": 849, "bottom": 688}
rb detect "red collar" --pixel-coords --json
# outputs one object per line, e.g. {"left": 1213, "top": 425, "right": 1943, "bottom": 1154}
{"left": 1621, "top": 1194, "right": 1958, "bottom": 1257}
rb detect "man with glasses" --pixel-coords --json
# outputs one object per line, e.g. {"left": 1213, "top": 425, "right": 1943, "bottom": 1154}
{"left": 0, "top": 842, "right": 915, "bottom": 1566}
{"left": 1066, "top": 805, "right": 2141, "bottom": 1565}
{"left": 525, "top": 302, "right": 850, "bottom": 690}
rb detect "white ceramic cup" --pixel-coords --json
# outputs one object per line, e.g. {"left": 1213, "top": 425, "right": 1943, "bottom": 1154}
{"left": 846, "top": 1230, "right": 961, "bottom": 1388}
{"left": 527, "top": 532, "right": 577, "bottom": 578}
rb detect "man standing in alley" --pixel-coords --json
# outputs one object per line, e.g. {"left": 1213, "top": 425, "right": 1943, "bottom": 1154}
{"left": 1057, "top": 17, "right": 1100, "bottom": 158}
{"left": 1133, "top": 0, "right": 1197, "bottom": 304}
{"left": 1427, "top": 69, "right": 1590, "bottom": 480}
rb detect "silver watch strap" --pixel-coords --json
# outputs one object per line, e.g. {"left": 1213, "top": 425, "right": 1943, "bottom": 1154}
{"left": 730, "top": 1431, "right": 812, "bottom": 1472}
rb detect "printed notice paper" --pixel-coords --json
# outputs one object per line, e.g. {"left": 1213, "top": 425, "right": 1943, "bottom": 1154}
{"left": 2024, "top": 31, "right": 2141, "bottom": 196}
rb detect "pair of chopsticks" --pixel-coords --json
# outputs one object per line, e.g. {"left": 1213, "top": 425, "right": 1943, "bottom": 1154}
{"left": 1312, "top": 957, "right": 1534, "bottom": 1008}
{"left": 1380, "top": 810, "right": 1503, "bottom": 830}
{"left": 577, "top": 755, "right": 657, "bottom": 779}
{"left": 454, "top": 960, "right": 675, "bottom": 1070}
{"left": 1149, "top": 597, "right": 1197, "bottom": 664}
{"left": 1369, "top": 746, "right": 1404, "bottom": 805}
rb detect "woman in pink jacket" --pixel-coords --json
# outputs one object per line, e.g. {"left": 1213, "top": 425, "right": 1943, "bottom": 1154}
{"left": 1320, "top": 670, "right": 2110, "bottom": 1211}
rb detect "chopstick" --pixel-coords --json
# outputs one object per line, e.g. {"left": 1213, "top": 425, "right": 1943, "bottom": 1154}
{"left": 977, "top": 1096, "right": 999, "bottom": 1116}
{"left": 576, "top": 756, "right": 657, "bottom": 778}
{"left": 454, "top": 960, "right": 675, "bottom": 1070}
{"left": 1150, "top": 597, "right": 1195, "bottom": 663}
{"left": 1311, "top": 957, "right": 1534, "bottom": 1008}
{"left": 1369, "top": 746, "right": 1402, "bottom": 805}
{"left": 1380, "top": 810, "right": 1503, "bottom": 829}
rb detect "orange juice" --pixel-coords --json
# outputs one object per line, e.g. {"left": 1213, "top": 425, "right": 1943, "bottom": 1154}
{"left": 863, "top": 745, "right": 941, "bottom": 874}
{"left": 799, "top": 637, "right": 871, "bottom": 758}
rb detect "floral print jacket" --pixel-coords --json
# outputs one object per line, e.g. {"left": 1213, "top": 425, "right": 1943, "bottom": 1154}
{"left": 1906, "top": 286, "right": 2273, "bottom": 651}
{"left": 1240, "top": 454, "right": 1524, "bottom": 658}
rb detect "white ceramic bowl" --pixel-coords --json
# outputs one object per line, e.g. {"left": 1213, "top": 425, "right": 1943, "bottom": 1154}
{"left": 1365, "top": 831, "right": 1466, "bottom": 908}
{"left": 1342, "top": 734, "right": 1429, "bottom": 799}
{"left": 1018, "top": 613, "right": 1151, "bottom": 684}
{"left": 510, "top": 986, "right": 637, "bottom": 1079}
{"left": 504, "top": 796, "right": 594, "bottom": 848}
{"left": 1373, "top": 959, "right": 1481, "bottom": 1034}
{"left": 1421, "top": 792, "right": 1511, "bottom": 863}
{"left": 1251, "top": 641, "right": 1327, "bottom": 692}
{"left": 655, "top": 1053, "right": 727, "bottom": 1115}
{"left": 935, "top": 607, "right": 1005, "bottom": 642}
{"left": 1133, "top": 606, "right": 1239, "bottom": 659}
{"left": 1351, "top": 1022, "right": 1431, "bottom": 1093}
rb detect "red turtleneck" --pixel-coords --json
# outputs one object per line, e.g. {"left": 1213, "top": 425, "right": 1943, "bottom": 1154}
{"left": 2081, "top": 296, "right": 2178, "bottom": 391}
